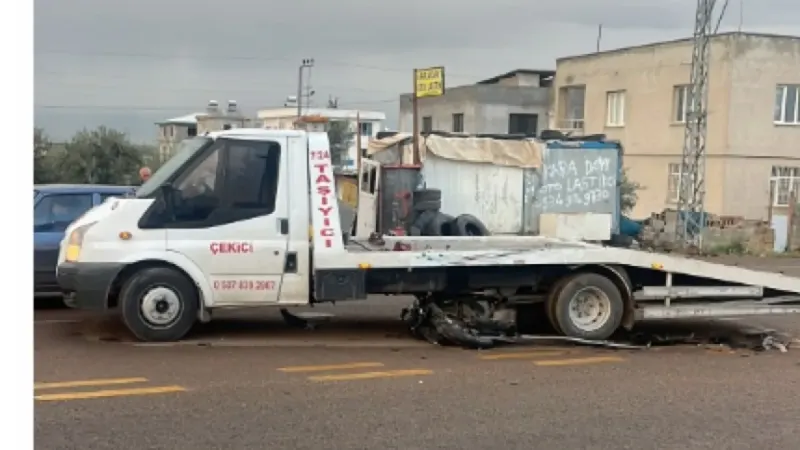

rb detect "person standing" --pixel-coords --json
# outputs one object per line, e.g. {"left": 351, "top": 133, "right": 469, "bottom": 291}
{"left": 138, "top": 167, "right": 152, "bottom": 185}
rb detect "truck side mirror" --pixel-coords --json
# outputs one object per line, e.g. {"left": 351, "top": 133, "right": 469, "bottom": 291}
{"left": 159, "top": 183, "right": 177, "bottom": 213}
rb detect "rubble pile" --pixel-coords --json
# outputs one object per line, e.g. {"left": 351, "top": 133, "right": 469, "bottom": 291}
{"left": 639, "top": 209, "right": 774, "bottom": 255}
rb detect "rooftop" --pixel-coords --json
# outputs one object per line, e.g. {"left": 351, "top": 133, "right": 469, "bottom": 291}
{"left": 476, "top": 69, "right": 556, "bottom": 85}
{"left": 558, "top": 31, "right": 800, "bottom": 63}
{"left": 155, "top": 113, "right": 203, "bottom": 126}
{"left": 257, "top": 107, "right": 386, "bottom": 121}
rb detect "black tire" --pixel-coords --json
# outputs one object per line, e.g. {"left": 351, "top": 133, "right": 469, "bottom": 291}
{"left": 545, "top": 277, "right": 571, "bottom": 336}
{"left": 413, "top": 189, "right": 442, "bottom": 203}
{"left": 412, "top": 199, "right": 442, "bottom": 212}
{"left": 423, "top": 212, "right": 456, "bottom": 236}
{"left": 452, "top": 214, "right": 490, "bottom": 236}
{"left": 552, "top": 273, "right": 624, "bottom": 340}
{"left": 119, "top": 267, "right": 199, "bottom": 342}
{"left": 412, "top": 210, "right": 437, "bottom": 232}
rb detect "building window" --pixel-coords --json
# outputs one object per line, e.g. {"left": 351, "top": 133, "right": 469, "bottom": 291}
{"left": 188, "top": 126, "right": 197, "bottom": 137}
{"left": 667, "top": 163, "right": 681, "bottom": 203}
{"left": 770, "top": 166, "right": 800, "bottom": 206}
{"left": 421, "top": 116, "right": 432, "bottom": 133}
{"left": 558, "top": 86, "right": 585, "bottom": 130}
{"left": 606, "top": 91, "right": 626, "bottom": 127}
{"left": 508, "top": 113, "right": 538, "bottom": 135}
{"left": 774, "top": 85, "right": 800, "bottom": 124}
{"left": 673, "top": 85, "right": 692, "bottom": 123}
{"left": 666, "top": 162, "right": 695, "bottom": 203}
{"left": 359, "top": 121, "right": 373, "bottom": 136}
{"left": 668, "top": 162, "right": 700, "bottom": 203}
{"left": 452, "top": 113, "right": 464, "bottom": 133}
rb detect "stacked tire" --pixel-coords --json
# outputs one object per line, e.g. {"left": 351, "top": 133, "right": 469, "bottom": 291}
{"left": 409, "top": 189, "right": 490, "bottom": 237}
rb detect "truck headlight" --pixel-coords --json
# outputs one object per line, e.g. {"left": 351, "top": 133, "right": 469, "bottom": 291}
{"left": 65, "top": 222, "right": 96, "bottom": 262}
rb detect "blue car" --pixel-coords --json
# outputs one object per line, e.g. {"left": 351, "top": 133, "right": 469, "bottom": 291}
{"left": 34, "top": 184, "right": 136, "bottom": 297}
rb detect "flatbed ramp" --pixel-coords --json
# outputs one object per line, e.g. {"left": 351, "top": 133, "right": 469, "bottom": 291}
{"left": 362, "top": 236, "right": 800, "bottom": 297}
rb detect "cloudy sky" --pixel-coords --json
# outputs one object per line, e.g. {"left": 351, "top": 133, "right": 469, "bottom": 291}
{"left": 34, "top": 0, "right": 800, "bottom": 143}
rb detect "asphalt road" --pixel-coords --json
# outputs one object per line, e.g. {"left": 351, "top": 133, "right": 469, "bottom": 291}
{"left": 33, "top": 256, "right": 800, "bottom": 450}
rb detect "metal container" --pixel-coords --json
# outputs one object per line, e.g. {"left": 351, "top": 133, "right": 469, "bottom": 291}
{"left": 419, "top": 139, "right": 622, "bottom": 235}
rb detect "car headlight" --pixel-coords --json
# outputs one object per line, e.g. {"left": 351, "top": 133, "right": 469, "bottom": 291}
{"left": 65, "top": 222, "right": 96, "bottom": 262}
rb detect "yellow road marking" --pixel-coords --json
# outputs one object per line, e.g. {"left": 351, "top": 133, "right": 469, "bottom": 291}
{"left": 533, "top": 356, "right": 625, "bottom": 367}
{"left": 308, "top": 369, "right": 433, "bottom": 382}
{"left": 35, "top": 385, "right": 187, "bottom": 402}
{"left": 34, "top": 377, "right": 149, "bottom": 390}
{"left": 478, "top": 351, "right": 566, "bottom": 360}
{"left": 277, "top": 362, "right": 385, "bottom": 373}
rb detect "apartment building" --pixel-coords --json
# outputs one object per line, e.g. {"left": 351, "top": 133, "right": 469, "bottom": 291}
{"left": 552, "top": 32, "right": 800, "bottom": 231}
{"left": 155, "top": 100, "right": 250, "bottom": 161}
{"left": 398, "top": 69, "right": 554, "bottom": 135}
{"left": 155, "top": 113, "right": 200, "bottom": 162}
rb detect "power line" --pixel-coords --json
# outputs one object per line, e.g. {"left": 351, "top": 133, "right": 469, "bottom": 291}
{"left": 34, "top": 98, "right": 399, "bottom": 112}
{"left": 35, "top": 49, "right": 485, "bottom": 81}
{"left": 713, "top": 0, "right": 731, "bottom": 33}
{"left": 35, "top": 75, "right": 394, "bottom": 96}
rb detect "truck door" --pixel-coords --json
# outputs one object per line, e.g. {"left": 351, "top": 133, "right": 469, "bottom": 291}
{"left": 164, "top": 136, "right": 289, "bottom": 306}
{"left": 355, "top": 159, "right": 381, "bottom": 237}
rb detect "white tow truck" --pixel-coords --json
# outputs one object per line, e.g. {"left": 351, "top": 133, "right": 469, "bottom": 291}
{"left": 56, "top": 128, "right": 800, "bottom": 343}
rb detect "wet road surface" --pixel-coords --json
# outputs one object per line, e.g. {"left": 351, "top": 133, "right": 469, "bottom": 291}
{"left": 34, "top": 256, "right": 800, "bottom": 449}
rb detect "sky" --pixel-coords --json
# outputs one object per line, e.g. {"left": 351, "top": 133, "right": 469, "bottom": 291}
{"left": 34, "top": 0, "right": 800, "bottom": 143}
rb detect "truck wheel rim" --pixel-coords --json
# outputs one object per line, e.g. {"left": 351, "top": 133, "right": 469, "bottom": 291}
{"left": 568, "top": 287, "right": 611, "bottom": 332}
{"left": 140, "top": 286, "right": 182, "bottom": 327}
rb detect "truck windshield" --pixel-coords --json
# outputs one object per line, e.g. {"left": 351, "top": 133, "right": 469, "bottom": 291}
{"left": 136, "top": 137, "right": 212, "bottom": 198}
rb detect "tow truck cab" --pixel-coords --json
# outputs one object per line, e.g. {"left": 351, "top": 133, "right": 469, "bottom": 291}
{"left": 57, "top": 128, "right": 800, "bottom": 344}
{"left": 57, "top": 129, "right": 335, "bottom": 338}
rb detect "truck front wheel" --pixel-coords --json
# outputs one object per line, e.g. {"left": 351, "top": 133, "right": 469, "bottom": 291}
{"left": 551, "top": 273, "right": 624, "bottom": 341}
{"left": 119, "top": 267, "right": 199, "bottom": 342}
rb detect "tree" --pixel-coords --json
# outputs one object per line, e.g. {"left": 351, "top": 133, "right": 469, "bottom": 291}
{"left": 56, "top": 127, "right": 146, "bottom": 185}
{"left": 620, "top": 168, "right": 643, "bottom": 214}
{"left": 34, "top": 128, "right": 54, "bottom": 183}
{"left": 327, "top": 121, "right": 354, "bottom": 167}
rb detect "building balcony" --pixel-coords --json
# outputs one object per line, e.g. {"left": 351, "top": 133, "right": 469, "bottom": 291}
{"left": 556, "top": 118, "right": 585, "bottom": 134}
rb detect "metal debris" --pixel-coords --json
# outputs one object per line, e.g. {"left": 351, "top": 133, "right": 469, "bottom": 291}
{"left": 627, "top": 326, "right": 795, "bottom": 353}
{"left": 402, "top": 299, "right": 796, "bottom": 352}
{"left": 761, "top": 335, "right": 788, "bottom": 353}
{"left": 401, "top": 299, "right": 646, "bottom": 350}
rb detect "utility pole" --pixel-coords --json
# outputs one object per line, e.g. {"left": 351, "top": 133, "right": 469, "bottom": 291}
{"left": 297, "top": 58, "right": 314, "bottom": 118}
{"left": 676, "top": 0, "right": 716, "bottom": 249}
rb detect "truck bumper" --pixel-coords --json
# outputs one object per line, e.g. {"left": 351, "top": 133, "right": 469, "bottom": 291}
{"left": 57, "top": 262, "right": 123, "bottom": 310}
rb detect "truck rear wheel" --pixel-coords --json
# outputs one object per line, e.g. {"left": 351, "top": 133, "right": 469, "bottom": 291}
{"left": 119, "top": 267, "right": 199, "bottom": 342}
{"left": 551, "top": 273, "right": 623, "bottom": 340}
{"left": 545, "top": 277, "right": 572, "bottom": 336}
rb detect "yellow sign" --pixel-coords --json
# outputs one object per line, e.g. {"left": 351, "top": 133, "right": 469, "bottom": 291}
{"left": 415, "top": 67, "right": 445, "bottom": 98}
{"left": 338, "top": 177, "right": 358, "bottom": 208}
